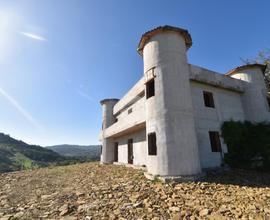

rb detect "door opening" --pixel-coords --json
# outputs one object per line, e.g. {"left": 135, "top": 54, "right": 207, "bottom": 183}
{"left": 114, "top": 142, "right": 118, "bottom": 162}
{"left": 128, "top": 139, "right": 133, "bottom": 164}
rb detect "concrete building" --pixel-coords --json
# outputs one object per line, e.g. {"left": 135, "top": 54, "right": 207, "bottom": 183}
{"left": 100, "top": 25, "right": 270, "bottom": 179}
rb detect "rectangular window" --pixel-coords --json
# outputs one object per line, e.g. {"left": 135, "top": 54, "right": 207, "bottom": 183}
{"left": 148, "top": 133, "right": 157, "bottom": 155}
{"left": 203, "top": 91, "right": 215, "bottom": 108}
{"left": 267, "top": 97, "right": 270, "bottom": 110}
{"left": 128, "top": 108, "right": 132, "bottom": 114}
{"left": 209, "top": 131, "right": 221, "bottom": 152}
{"left": 146, "top": 79, "right": 155, "bottom": 99}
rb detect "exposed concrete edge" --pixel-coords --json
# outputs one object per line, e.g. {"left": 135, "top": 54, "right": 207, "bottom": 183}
{"left": 144, "top": 172, "right": 206, "bottom": 183}
{"left": 137, "top": 25, "right": 192, "bottom": 55}
{"left": 190, "top": 78, "right": 244, "bottom": 93}
{"left": 226, "top": 64, "right": 267, "bottom": 76}
{"left": 100, "top": 98, "right": 119, "bottom": 105}
{"left": 113, "top": 162, "right": 147, "bottom": 171}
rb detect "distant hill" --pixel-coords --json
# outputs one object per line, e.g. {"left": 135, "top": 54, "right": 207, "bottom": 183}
{"left": 46, "top": 144, "right": 101, "bottom": 159}
{"left": 0, "top": 133, "right": 64, "bottom": 173}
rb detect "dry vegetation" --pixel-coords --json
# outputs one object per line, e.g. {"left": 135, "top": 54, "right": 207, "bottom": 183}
{"left": 0, "top": 162, "right": 270, "bottom": 220}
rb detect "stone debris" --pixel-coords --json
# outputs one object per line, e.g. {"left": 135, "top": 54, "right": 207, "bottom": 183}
{"left": 0, "top": 162, "right": 270, "bottom": 219}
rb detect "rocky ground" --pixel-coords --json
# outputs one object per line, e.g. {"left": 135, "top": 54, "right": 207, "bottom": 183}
{"left": 0, "top": 163, "right": 270, "bottom": 220}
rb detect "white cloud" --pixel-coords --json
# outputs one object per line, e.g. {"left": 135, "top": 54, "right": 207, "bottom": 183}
{"left": 0, "top": 87, "right": 43, "bottom": 131}
{"left": 20, "top": 32, "right": 47, "bottom": 41}
{"left": 77, "top": 89, "right": 95, "bottom": 102}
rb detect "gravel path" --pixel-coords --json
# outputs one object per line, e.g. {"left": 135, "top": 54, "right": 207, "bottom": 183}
{"left": 0, "top": 163, "right": 270, "bottom": 219}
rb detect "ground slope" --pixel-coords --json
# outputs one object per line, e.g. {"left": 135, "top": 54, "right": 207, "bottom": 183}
{"left": 46, "top": 144, "right": 101, "bottom": 159}
{"left": 0, "top": 133, "right": 63, "bottom": 173}
{"left": 0, "top": 163, "right": 270, "bottom": 219}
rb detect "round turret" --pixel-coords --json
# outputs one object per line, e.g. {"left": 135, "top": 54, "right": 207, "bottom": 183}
{"left": 226, "top": 64, "right": 270, "bottom": 122}
{"left": 100, "top": 99, "right": 119, "bottom": 129}
{"left": 138, "top": 26, "right": 202, "bottom": 177}
{"left": 100, "top": 98, "right": 119, "bottom": 164}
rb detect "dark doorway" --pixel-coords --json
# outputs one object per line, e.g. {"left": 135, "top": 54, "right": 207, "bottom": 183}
{"left": 128, "top": 139, "right": 133, "bottom": 164}
{"left": 114, "top": 142, "right": 118, "bottom": 162}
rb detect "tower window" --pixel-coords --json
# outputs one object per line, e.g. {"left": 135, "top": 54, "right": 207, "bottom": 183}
{"left": 209, "top": 131, "right": 221, "bottom": 152}
{"left": 203, "top": 91, "right": 215, "bottom": 108}
{"left": 146, "top": 79, "right": 155, "bottom": 99}
{"left": 267, "top": 97, "right": 270, "bottom": 110}
{"left": 128, "top": 108, "right": 132, "bottom": 114}
{"left": 148, "top": 133, "right": 157, "bottom": 155}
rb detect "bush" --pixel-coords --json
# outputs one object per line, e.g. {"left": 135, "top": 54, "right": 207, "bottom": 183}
{"left": 221, "top": 121, "right": 270, "bottom": 171}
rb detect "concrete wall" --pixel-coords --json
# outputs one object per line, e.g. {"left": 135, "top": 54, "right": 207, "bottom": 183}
{"left": 190, "top": 81, "right": 245, "bottom": 168}
{"left": 104, "top": 95, "right": 146, "bottom": 138}
{"left": 229, "top": 67, "right": 270, "bottom": 122}
{"left": 114, "top": 129, "right": 147, "bottom": 166}
{"left": 100, "top": 26, "right": 270, "bottom": 177}
{"left": 100, "top": 99, "right": 119, "bottom": 163}
{"left": 113, "top": 78, "right": 145, "bottom": 115}
{"left": 143, "top": 31, "right": 201, "bottom": 176}
{"left": 100, "top": 65, "right": 268, "bottom": 172}
{"left": 116, "top": 94, "right": 145, "bottom": 122}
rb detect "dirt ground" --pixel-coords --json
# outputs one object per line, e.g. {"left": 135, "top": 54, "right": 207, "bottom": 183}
{"left": 0, "top": 162, "right": 270, "bottom": 220}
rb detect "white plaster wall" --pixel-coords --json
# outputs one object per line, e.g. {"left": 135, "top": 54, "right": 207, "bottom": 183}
{"left": 230, "top": 68, "right": 270, "bottom": 122}
{"left": 105, "top": 96, "right": 146, "bottom": 138}
{"left": 100, "top": 99, "right": 118, "bottom": 163}
{"left": 143, "top": 31, "right": 201, "bottom": 176}
{"left": 113, "top": 78, "right": 145, "bottom": 115}
{"left": 114, "top": 129, "right": 147, "bottom": 166}
{"left": 190, "top": 81, "right": 245, "bottom": 168}
{"left": 116, "top": 95, "right": 145, "bottom": 122}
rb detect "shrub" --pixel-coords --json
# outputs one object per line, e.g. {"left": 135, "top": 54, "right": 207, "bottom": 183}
{"left": 221, "top": 120, "right": 270, "bottom": 171}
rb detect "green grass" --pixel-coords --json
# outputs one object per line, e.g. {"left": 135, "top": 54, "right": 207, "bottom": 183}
{"left": 13, "top": 153, "right": 39, "bottom": 170}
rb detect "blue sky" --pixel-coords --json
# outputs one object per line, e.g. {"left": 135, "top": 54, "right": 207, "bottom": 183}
{"left": 0, "top": 0, "right": 269, "bottom": 146}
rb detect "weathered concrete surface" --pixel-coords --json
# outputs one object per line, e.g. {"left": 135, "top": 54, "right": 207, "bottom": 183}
{"left": 189, "top": 64, "right": 245, "bottom": 93}
{"left": 115, "top": 129, "right": 147, "bottom": 166}
{"left": 229, "top": 66, "right": 270, "bottom": 122}
{"left": 191, "top": 81, "right": 245, "bottom": 168}
{"left": 100, "top": 25, "right": 270, "bottom": 177}
{"left": 113, "top": 78, "right": 145, "bottom": 115}
{"left": 100, "top": 99, "right": 119, "bottom": 163}
{"left": 143, "top": 30, "right": 201, "bottom": 176}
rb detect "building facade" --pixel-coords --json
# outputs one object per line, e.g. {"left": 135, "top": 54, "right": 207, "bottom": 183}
{"left": 100, "top": 26, "right": 270, "bottom": 179}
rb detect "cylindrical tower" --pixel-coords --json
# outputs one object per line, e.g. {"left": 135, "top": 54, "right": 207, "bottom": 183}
{"left": 100, "top": 98, "right": 119, "bottom": 163}
{"left": 227, "top": 64, "right": 270, "bottom": 122}
{"left": 138, "top": 26, "right": 202, "bottom": 176}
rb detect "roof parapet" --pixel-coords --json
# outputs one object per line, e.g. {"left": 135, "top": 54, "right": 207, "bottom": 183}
{"left": 137, "top": 25, "right": 192, "bottom": 56}
{"left": 100, "top": 98, "right": 119, "bottom": 105}
{"left": 226, "top": 64, "right": 267, "bottom": 76}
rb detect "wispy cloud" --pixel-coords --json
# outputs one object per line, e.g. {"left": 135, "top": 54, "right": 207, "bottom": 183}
{"left": 0, "top": 87, "right": 43, "bottom": 131}
{"left": 77, "top": 89, "right": 95, "bottom": 102}
{"left": 20, "top": 32, "right": 47, "bottom": 41}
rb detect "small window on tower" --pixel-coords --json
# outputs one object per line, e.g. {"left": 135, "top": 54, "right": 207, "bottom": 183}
{"left": 148, "top": 133, "right": 157, "bottom": 155}
{"left": 203, "top": 91, "right": 215, "bottom": 108}
{"left": 267, "top": 96, "right": 270, "bottom": 110}
{"left": 128, "top": 108, "right": 132, "bottom": 114}
{"left": 209, "top": 131, "right": 221, "bottom": 152}
{"left": 146, "top": 79, "right": 155, "bottom": 99}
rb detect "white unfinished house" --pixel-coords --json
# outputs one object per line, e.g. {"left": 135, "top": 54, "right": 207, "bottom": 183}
{"left": 100, "top": 25, "right": 270, "bottom": 180}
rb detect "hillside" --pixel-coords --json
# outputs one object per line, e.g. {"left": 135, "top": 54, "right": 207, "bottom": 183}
{"left": 46, "top": 144, "right": 101, "bottom": 159}
{"left": 0, "top": 133, "right": 64, "bottom": 173}
{"left": 0, "top": 163, "right": 270, "bottom": 219}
